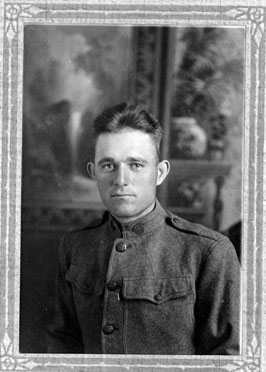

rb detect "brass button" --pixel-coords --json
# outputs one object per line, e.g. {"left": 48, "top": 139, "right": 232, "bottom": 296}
{"left": 116, "top": 242, "right": 127, "bottom": 252}
{"left": 132, "top": 223, "right": 144, "bottom": 235}
{"left": 107, "top": 280, "right": 120, "bottom": 291}
{"left": 102, "top": 324, "right": 114, "bottom": 335}
{"left": 154, "top": 294, "right": 162, "bottom": 301}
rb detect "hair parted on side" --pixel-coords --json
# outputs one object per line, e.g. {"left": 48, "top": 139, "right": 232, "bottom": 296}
{"left": 92, "top": 102, "right": 163, "bottom": 159}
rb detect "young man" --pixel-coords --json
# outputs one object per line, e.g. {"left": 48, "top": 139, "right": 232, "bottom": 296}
{"left": 47, "top": 102, "right": 240, "bottom": 354}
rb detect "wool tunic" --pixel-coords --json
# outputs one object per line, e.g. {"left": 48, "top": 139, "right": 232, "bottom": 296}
{"left": 47, "top": 201, "right": 240, "bottom": 354}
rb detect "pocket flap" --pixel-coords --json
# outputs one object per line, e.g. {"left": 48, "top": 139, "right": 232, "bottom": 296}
{"left": 122, "top": 277, "right": 191, "bottom": 304}
{"left": 66, "top": 264, "right": 103, "bottom": 295}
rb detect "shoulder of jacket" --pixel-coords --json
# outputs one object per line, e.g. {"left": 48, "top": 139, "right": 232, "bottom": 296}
{"left": 62, "top": 211, "right": 109, "bottom": 245}
{"left": 59, "top": 211, "right": 109, "bottom": 262}
{"left": 166, "top": 210, "right": 225, "bottom": 243}
{"left": 67, "top": 210, "right": 109, "bottom": 237}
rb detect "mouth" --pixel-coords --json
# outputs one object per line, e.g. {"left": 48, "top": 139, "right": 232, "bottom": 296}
{"left": 111, "top": 194, "right": 135, "bottom": 198}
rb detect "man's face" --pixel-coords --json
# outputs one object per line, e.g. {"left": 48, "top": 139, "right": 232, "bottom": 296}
{"left": 90, "top": 128, "right": 168, "bottom": 223}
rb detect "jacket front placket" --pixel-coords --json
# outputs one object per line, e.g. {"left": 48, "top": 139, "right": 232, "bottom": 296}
{"left": 101, "top": 222, "right": 144, "bottom": 354}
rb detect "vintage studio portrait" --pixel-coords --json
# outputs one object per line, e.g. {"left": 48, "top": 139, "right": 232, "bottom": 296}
{"left": 20, "top": 25, "right": 243, "bottom": 354}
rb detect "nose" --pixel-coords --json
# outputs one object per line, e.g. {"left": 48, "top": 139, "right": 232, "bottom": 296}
{"left": 113, "top": 164, "right": 129, "bottom": 186}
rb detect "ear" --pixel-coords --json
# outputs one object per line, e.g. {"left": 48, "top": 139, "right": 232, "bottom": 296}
{"left": 87, "top": 162, "right": 96, "bottom": 179}
{"left": 156, "top": 160, "right": 170, "bottom": 186}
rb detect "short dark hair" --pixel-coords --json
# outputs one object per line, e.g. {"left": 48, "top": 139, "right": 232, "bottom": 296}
{"left": 92, "top": 102, "right": 163, "bottom": 160}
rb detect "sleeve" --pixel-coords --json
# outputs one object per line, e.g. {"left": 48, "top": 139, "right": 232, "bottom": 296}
{"left": 194, "top": 237, "right": 240, "bottom": 355}
{"left": 46, "top": 236, "right": 84, "bottom": 353}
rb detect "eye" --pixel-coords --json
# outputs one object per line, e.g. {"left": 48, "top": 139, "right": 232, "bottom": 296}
{"left": 102, "top": 163, "right": 115, "bottom": 171}
{"left": 130, "top": 162, "right": 144, "bottom": 170}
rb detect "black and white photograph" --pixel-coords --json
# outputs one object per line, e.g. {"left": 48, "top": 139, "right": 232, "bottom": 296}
{"left": 20, "top": 23, "right": 244, "bottom": 355}
{"left": 0, "top": 1, "right": 265, "bottom": 371}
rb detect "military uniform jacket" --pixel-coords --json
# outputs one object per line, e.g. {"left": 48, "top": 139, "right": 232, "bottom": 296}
{"left": 47, "top": 201, "right": 240, "bottom": 354}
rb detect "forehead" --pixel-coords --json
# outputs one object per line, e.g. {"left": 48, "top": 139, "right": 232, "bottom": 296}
{"left": 94, "top": 129, "right": 157, "bottom": 161}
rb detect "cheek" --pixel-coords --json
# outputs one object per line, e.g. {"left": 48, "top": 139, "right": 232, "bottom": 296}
{"left": 147, "top": 169, "right": 159, "bottom": 183}
{"left": 96, "top": 175, "right": 111, "bottom": 191}
{"left": 138, "top": 172, "right": 158, "bottom": 190}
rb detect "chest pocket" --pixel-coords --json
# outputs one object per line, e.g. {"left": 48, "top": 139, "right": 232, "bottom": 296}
{"left": 122, "top": 277, "right": 194, "bottom": 354}
{"left": 66, "top": 264, "right": 104, "bottom": 296}
{"left": 122, "top": 276, "right": 192, "bottom": 304}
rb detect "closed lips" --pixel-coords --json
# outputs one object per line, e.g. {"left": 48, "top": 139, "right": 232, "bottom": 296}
{"left": 111, "top": 194, "right": 135, "bottom": 197}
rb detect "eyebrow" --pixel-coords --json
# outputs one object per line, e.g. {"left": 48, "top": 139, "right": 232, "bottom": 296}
{"left": 97, "top": 157, "right": 148, "bottom": 166}
{"left": 127, "top": 157, "right": 148, "bottom": 163}
{"left": 97, "top": 157, "right": 115, "bottom": 166}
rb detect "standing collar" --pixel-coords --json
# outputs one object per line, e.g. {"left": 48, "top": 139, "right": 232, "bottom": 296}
{"left": 108, "top": 200, "right": 166, "bottom": 238}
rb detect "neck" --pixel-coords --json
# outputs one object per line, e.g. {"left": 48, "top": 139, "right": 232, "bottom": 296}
{"left": 113, "top": 201, "right": 156, "bottom": 224}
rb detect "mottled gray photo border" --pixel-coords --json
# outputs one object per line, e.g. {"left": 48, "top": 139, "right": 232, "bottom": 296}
{"left": 0, "top": 0, "right": 265, "bottom": 371}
